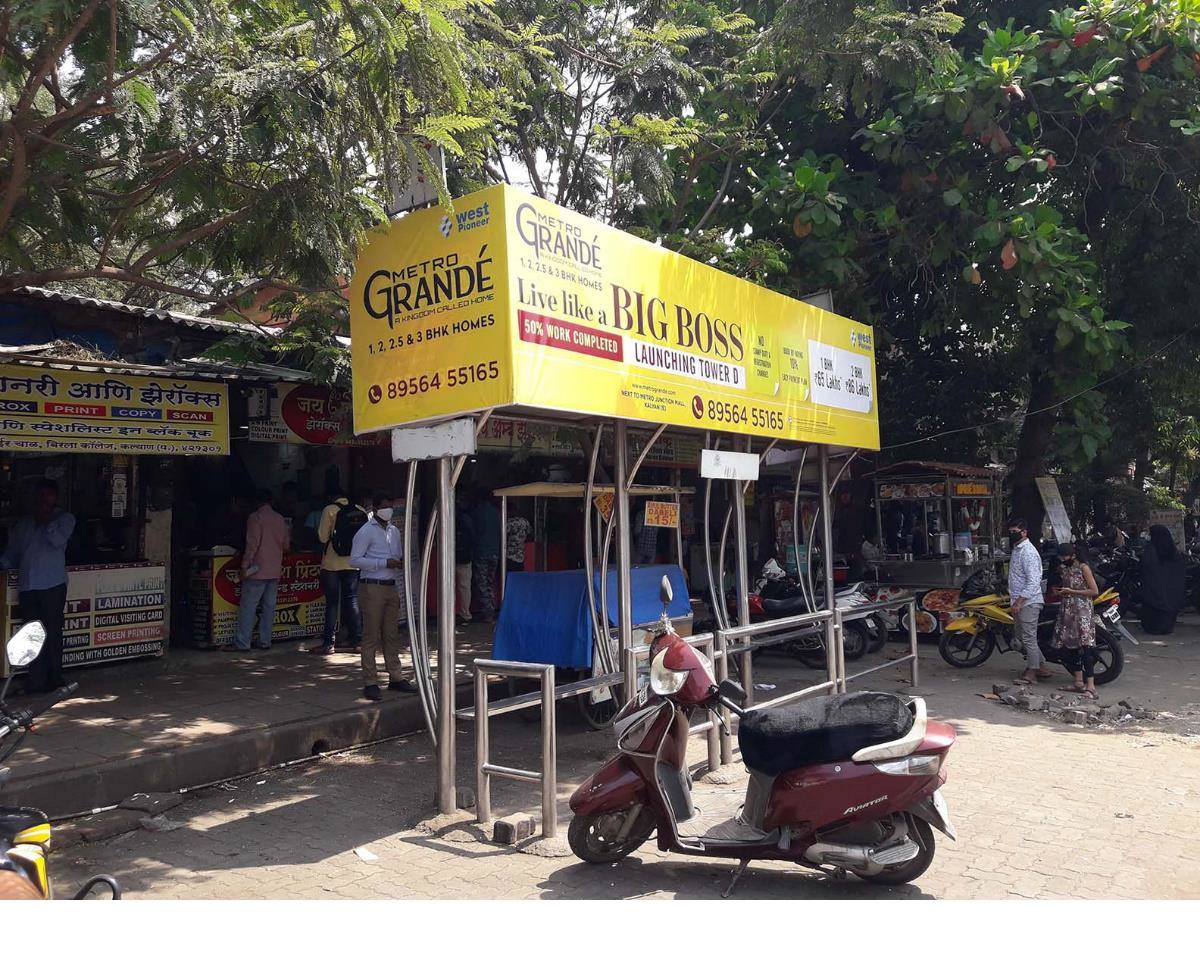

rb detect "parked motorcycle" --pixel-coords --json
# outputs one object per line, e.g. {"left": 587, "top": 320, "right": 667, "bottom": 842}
{"left": 742, "top": 560, "right": 873, "bottom": 668}
{"left": 937, "top": 587, "right": 1132, "bottom": 684}
{"left": 568, "top": 577, "right": 957, "bottom": 891}
{"left": 1, "top": 621, "right": 121, "bottom": 900}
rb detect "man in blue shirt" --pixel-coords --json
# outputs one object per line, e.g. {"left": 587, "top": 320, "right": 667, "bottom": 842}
{"left": 1, "top": 480, "right": 75, "bottom": 693}
{"left": 1007, "top": 516, "right": 1050, "bottom": 686}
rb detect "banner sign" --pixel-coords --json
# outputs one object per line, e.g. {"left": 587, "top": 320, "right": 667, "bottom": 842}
{"left": 644, "top": 500, "right": 680, "bottom": 528}
{"left": 1035, "top": 476, "right": 1073, "bottom": 543}
{"left": 247, "top": 382, "right": 383, "bottom": 446}
{"left": 5, "top": 563, "right": 165, "bottom": 668}
{"left": 0, "top": 364, "right": 229, "bottom": 455}
{"left": 350, "top": 184, "right": 880, "bottom": 449}
{"left": 195, "top": 552, "right": 324, "bottom": 646}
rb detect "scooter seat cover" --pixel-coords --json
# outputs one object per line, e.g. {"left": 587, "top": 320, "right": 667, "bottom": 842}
{"left": 737, "top": 692, "right": 912, "bottom": 775}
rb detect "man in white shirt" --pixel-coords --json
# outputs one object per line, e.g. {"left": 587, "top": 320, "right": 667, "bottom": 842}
{"left": 1007, "top": 516, "right": 1050, "bottom": 686}
{"left": 861, "top": 532, "right": 883, "bottom": 562}
{"left": 349, "top": 494, "right": 414, "bottom": 701}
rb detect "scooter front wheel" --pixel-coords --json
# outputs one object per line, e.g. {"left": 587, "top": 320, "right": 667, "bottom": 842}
{"left": 853, "top": 814, "right": 935, "bottom": 886}
{"left": 568, "top": 808, "right": 655, "bottom": 864}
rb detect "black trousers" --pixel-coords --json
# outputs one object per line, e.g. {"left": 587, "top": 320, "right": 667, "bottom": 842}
{"left": 18, "top": 583, "right": 67, "bottom": 694}
{"left": 1059, "top": 647, "right": 1097, "bottom": 681}
{"left": 1140, "top": 605, "right": 1178, "bottom": 635}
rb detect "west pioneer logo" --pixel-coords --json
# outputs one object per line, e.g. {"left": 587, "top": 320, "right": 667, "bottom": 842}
{"left": 438, "top": 202, "right": 492, "bottom": 238}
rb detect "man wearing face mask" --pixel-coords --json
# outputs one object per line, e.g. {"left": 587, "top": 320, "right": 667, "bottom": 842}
{"left": 1007, "top": 516, "right": 1051, "bottom": 686}
{"left": 350, "top": 493, "right": 415, "bottom": 701}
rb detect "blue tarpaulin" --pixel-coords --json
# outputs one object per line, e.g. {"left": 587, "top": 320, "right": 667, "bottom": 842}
{"left": 492, "top": 564, "right": 690, "bottom": 668}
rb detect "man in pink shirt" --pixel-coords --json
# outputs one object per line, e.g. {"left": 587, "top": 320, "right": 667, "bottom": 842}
{"left": 224, "top": 488, "right": 290, "bottom": 652}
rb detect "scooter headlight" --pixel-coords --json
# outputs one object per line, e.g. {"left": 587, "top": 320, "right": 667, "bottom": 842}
{"left": 649, "top": 651, "right": 690, "bottom": 696}
{"left": 875, "top": 754, "right": 943, "bottom": 776}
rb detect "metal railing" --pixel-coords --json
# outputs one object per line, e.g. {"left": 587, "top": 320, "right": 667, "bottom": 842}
{"left": 464, "top": 596, "right": 920, "bottom": 839}
{"left": 462, "top": 660, "right": 561, "bottom": 839}
{"left": 835, "top": 595, "right": 920, "bottom": 692}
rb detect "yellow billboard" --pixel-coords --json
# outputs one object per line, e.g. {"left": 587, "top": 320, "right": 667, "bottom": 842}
{"left": 0, "top": 364, "right": 229, "bottom": 455}
{"left": 351, "top": 184, "right": 879, "bottom": 449}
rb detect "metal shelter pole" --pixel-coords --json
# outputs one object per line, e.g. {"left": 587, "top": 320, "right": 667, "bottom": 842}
{"left": 613, "top": 419, "right": 635, "bottom": 700}
{"left": 436, "top": 456, "right": 457, "bottom": 813}
{"left": 733, "top": 437, "right": 752, "bottom": 705}
{"left": 499, "top": 493, "right": 508, "bottom": 601}
{"left": 818, "top": 446, "right": 838, "bottom": 689}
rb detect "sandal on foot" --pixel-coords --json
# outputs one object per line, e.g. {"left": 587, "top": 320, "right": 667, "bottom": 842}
{"left": 1013, "top": 676, "right": 1035, "bottom": 686}
{"left": 1081, "top": 690, "right": 1099, "bottom": 700}
{"left": 1059, "top": 683, "right": 1087, "bottom": 693}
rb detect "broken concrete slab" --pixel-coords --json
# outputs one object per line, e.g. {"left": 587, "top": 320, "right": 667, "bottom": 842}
{"left": 118, "top": 792, "right": 183, "bottom": 815}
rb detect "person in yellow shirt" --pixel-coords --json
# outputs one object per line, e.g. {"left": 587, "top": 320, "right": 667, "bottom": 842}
{"left": 316, "top": 490, "right": 368, "bottom": 655}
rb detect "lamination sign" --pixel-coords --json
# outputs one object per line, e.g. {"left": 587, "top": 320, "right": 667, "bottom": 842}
{"left": 350, "top": 184, "right": 879, "bottom": 450}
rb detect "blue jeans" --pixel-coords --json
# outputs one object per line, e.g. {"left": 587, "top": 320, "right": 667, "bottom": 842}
{"left": 321, "top": 568, "right": 362, "bottom": 647}
{"left": 235, "top": 578, "right": 278, "bottom": 649}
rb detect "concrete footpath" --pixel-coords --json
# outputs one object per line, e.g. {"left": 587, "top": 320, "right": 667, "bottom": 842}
{"left": 54, "top": 619, "right": 1200, "bottom": 899}
{"left": 0, "top": 627, "right": 494, "bottom": 816}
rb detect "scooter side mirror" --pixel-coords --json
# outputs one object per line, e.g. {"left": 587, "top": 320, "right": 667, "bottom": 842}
{"left": 718, "top": 678, "right": 746, "bottom": 705}
{"left": 6, "top": 620, "right": 45, "bottom": 668}
{"left": 659, "top": 575, "right": 673, "bottom": 606}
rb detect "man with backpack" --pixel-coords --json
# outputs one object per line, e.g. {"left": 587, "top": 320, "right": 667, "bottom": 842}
{"left": 316, "top": 488, "right": 368, "bottom": 655}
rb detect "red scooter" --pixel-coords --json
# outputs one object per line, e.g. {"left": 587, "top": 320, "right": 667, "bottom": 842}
{"left": 568, "top": 577, "right": 957, "bottom": 892}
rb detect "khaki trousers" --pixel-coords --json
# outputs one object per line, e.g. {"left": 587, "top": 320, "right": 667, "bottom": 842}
{"left": 359, "top": 581, "right": 404, "bottom": 686}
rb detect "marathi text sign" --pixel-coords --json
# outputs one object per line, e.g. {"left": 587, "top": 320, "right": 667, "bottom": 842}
{"left": 248, "top": 382, "right": 383, "bottom": 446}
{"left": 0, "top": 365, "right": 228, "bottom": 455}
{"left": 350, "top": 184, "right": 880, "bottom": 449}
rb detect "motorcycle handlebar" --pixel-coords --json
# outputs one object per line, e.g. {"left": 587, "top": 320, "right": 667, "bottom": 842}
{"left": 14, "top": 682, "right": 79, "bottom": 729}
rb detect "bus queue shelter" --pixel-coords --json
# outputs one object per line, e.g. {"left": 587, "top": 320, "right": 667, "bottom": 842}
{"left": 349, "top": 183, "right": 883, "bottom": 816}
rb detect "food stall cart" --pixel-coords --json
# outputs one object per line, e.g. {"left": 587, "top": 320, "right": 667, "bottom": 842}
{"left": 866, "top": 461, "right": 1005, "bottom": 634}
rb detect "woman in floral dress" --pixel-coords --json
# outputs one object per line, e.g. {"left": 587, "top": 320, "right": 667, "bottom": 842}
{"left": 1052, "top": 542, "right": 1100, "bottom": 698}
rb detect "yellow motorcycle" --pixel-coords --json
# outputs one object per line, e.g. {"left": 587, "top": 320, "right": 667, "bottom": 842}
{"left": 937, "top": 587, "right": 1129, "bottom": 685}
{"left": 1, "top": 621, "right": 121, "bottom": 900}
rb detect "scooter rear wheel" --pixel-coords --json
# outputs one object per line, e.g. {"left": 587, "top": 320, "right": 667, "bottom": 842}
{"left": 853, "top": 814, "right": 936, "bottom": 886}
{"left": 568, "top": 808, "right": 655, "bottom": 864}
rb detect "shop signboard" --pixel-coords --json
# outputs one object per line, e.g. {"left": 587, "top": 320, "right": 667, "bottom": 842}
{"left": 199, "top": 552, "right": 324, "bottom": 645}
{"left": 1147, "top": 508, "right": 1186, "bottom": 546}
{"left": 247, "top": 382, "right": 384, "bottom": 446}
{"left": 643, "top": 500, "right": 680, "bottom": 528}
{"left": 878, "top": 482, "right": 945, "bottom": 500}
{"left": 4, "top": 563, "right": 165, "bottom": 668}
{"left": 952, "top": 481, "right": 991, "bottom": 497}
{"left": 0, "top": 365, "right": 229, "bottom": 455}
{"left": 350, "top": 184, "right": 879, "bottom": 449}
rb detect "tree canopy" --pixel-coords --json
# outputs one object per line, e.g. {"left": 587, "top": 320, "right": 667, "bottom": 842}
{"left": 6, "top": 0, "right": 1200, "bottom": 527}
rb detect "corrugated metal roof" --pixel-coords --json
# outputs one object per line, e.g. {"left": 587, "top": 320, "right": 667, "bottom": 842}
{"left": 8, "top": 285, "right": 275, "bottom": 336}
{"left": 874, "top": 459, "right": 1001, "bottom": 479}
{"left": 8, "top": 286, "right": 351, "bottom": 348}
{"left": 0, "top": 345, "right": 313, "bottom": 383}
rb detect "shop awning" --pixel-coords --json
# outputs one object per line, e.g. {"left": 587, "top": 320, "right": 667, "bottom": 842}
{"left": 493, "top": 482, "right": 693, "bottom": 498}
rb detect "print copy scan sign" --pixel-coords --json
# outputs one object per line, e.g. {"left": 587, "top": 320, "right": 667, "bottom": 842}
{"left": 0, "top": 364, "right": 229, "bottom": 455}
{"left": 351, "top": 184, "right": 879, "bottom": 450}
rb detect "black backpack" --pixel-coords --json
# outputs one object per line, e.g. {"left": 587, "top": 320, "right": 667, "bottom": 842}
{"left": 331, "top": 503, "right": 368, "bottom": 556}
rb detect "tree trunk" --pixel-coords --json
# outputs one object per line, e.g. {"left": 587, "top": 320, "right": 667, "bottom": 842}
{"left": 1009, "top": 373, "right": 1059, "bottom": 535}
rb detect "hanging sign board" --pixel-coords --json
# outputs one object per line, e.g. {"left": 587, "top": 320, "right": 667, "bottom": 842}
{"left": 700, "top": 448, "right": 760, "bottom": 481}
{"left": 350, "top": 184, "right": 880, "bottom": 449}
{"left": 0, "top": 364, "right": 229, "bottom": 455}
{"left": 644, "top": 500, "right": 680, "bottom": 528}
{"left": 1035, "top": 476, "right": 1073, "bottom": 543}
